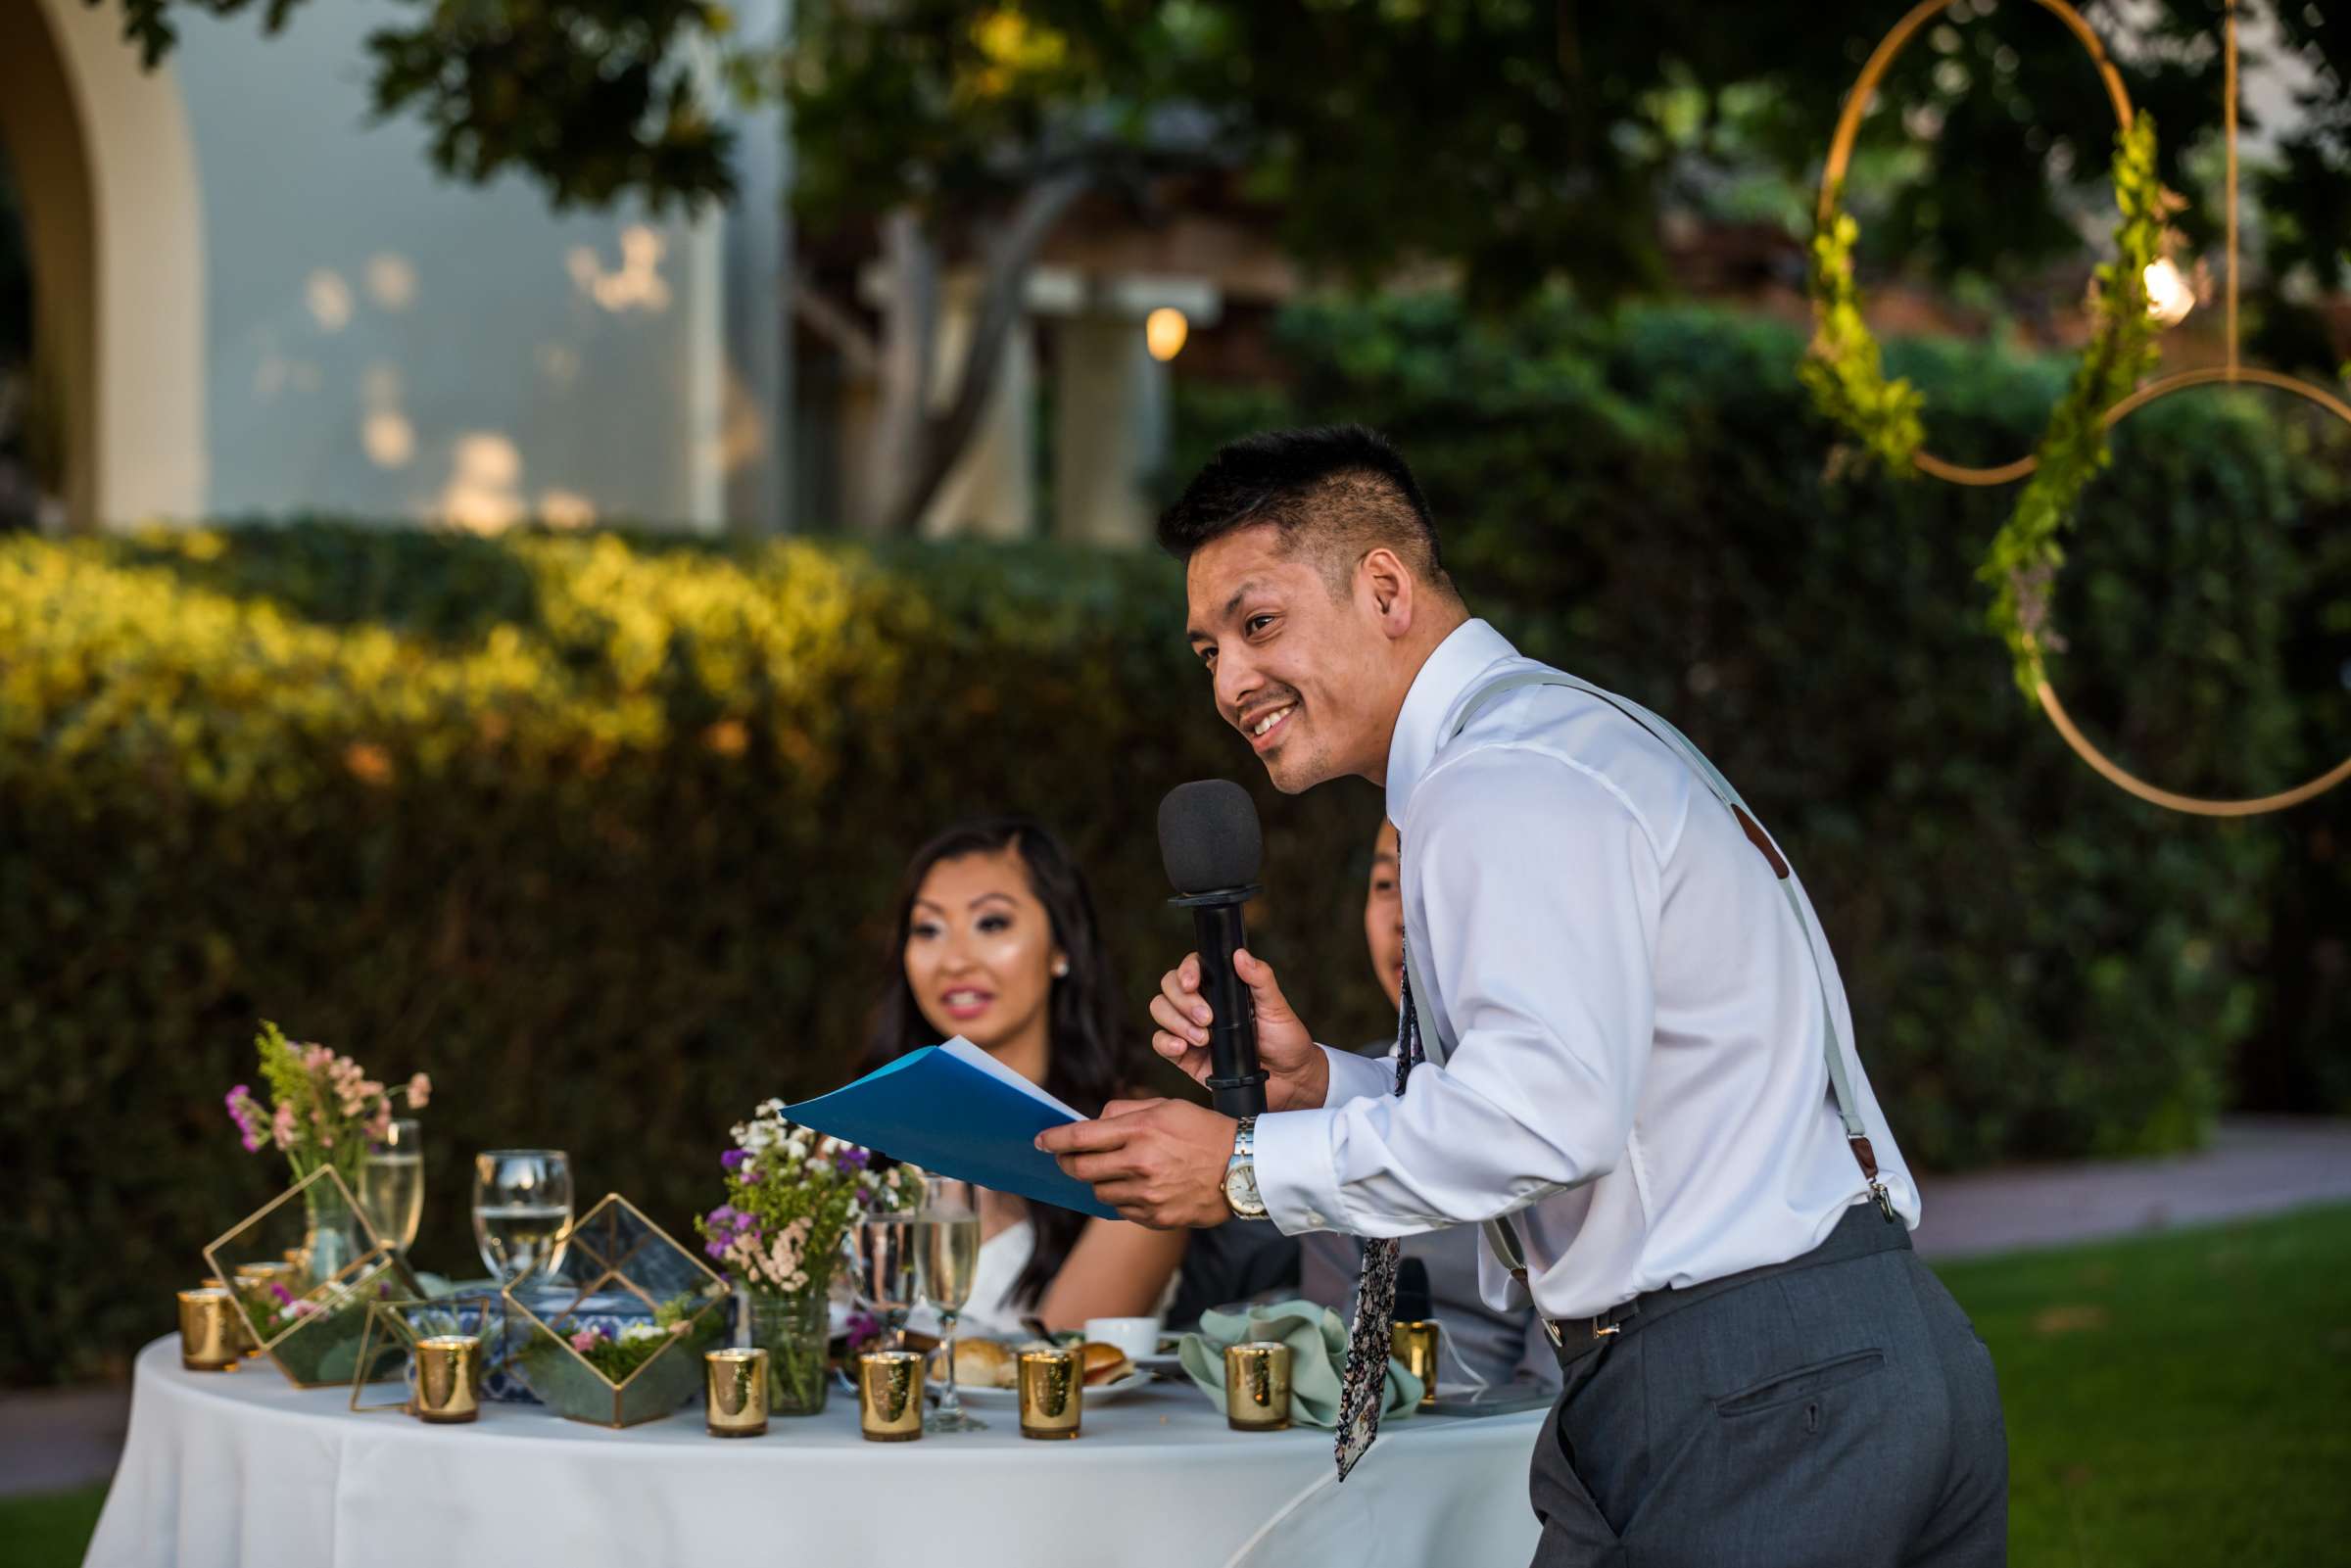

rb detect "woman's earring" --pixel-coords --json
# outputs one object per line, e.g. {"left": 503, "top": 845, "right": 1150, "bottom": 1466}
{"left": 1051, "top": 958, "right": 1070, "bottom": 979}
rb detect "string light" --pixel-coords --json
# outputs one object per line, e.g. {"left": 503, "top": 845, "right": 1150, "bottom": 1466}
{"left": 2142, "top": 258, "right": 2195, "bottom": 325}
{"left": 1144, "top": 307, "right": 1189, "bottom": 361}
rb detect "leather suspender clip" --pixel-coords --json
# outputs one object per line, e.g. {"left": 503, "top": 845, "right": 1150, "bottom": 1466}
{"left": 1849, "top": 1134, "right": 1895, "bottom": 1221}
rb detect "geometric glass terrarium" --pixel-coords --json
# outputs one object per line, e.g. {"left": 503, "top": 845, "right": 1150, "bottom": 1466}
{"left": 348, "top": 1291, "right": 510, "bottom": 1413}
{"left": 203, "top": 1164, "right": 418, "bottom": 1389}
{"left": 502, "top": 1193, "right": 732, "bottom": 1428}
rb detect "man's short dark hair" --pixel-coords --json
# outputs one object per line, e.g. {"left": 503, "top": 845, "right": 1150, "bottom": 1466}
{"left": 1155, "top": 425, "right": 1454, "bottom": 597}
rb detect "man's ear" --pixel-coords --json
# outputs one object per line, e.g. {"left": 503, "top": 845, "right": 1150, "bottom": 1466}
{"left": 1360, "top": 546, "right": 1415, "bottom": 639}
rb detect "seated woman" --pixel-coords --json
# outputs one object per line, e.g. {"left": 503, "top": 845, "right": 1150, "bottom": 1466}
{"left": 866, "top": 816, "right": 1185, "bottom": 1338}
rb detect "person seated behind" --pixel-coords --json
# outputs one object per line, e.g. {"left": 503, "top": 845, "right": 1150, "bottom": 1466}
{"left": 1169, "top": 821, "right": 1559, "bottom": 1393}
{"left": 866, "top": 816, "right": 1185, "bottom": 1338}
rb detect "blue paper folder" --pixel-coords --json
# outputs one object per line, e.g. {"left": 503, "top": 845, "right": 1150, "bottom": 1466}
{"left": 784, "top": 1042, "right": 1119, "bottom": 1220}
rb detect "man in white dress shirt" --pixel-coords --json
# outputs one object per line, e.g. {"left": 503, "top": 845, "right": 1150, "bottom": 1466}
{"left": 1039, "top": 427, "right": 2006, "bottom": 1564}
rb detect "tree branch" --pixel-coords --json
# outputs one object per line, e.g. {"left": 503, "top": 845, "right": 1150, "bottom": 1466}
{"left": 789, "top": 277, "right": 880, "bottom": 383}
{"left": 885, "top": 166, "right": 1094, "bottom": 537}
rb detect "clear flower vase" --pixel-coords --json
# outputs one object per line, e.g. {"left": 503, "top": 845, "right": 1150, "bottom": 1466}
{"left": 747, "top": 1288, "right": 831, "bottom": 1416}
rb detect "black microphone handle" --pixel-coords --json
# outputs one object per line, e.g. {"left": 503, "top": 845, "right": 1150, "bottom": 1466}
{"left": 1188, "top": 900, "right": 1268, "bottom": 1118}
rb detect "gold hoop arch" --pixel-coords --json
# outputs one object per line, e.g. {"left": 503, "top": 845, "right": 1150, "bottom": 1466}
{"left": 1818, "top": 0, "right": 2135, "bottom": 487}
{"left": 2027, "top": 366, "right": 2351, "bottom": 816}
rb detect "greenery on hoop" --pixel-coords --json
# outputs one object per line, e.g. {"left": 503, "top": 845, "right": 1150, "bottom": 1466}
{"left": 1803, "top": 115, "right": 2175, "bottom": 699}
{"left": 1979, "top": 116, "right": 2172, "bottom": 697}
{"left": 1799, "top": 207, "right": 1925, "bottom": 475}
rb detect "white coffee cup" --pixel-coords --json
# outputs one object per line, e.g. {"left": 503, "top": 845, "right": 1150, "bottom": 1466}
{"left": 1082, "top": 1316, "right": 1161, "bottom": 1359}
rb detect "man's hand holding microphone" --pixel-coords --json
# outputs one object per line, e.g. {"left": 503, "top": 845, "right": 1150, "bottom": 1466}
{"left": 1034, "top": 947, "right": 1321, "bottom": 1228}
{"left": 1035, "top": 781, "right": 1324, "bottom": 1230}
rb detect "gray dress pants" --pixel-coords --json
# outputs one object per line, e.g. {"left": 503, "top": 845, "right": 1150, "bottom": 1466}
{"left": 1528, "top": 1205, "right": 2007, "bottom": 1567}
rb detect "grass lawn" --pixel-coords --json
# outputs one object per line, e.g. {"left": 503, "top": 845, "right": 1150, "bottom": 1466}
{"left": 0, "top": 1482, "right": 109, "bottom": 1567}
{"left": 5, "top": 1205, "right": 2346, "bottom": 1567}
{"left": 1935, "top": 1202, "right": 2351, "bottom": 1566}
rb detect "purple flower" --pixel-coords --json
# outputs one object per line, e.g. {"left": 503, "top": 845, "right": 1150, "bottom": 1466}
{"left": 704, "top": 1237, "right": 728, "bottom": 1260}
{"left": 268, "top": 1283, "right": 294, "bottom": 1306}
{"left": 707, "top": 1204, "right": 741, "bottom": 1229}
{"left": 834, "top": 1147, "right": 871, "bottom": 1172}
{"left": 720, "top": 1149, "right": 748, "bottom": 1170}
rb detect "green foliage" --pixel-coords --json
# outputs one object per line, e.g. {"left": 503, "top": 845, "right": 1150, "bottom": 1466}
{"left": 1800, "top": 208, "right": 1926, "bottom": 474}
{"left": 102, "top": 1, "right": 2348, "bottom": 332}
{"left": 1981, "top": 116, "right": 2172, "bottom": 697}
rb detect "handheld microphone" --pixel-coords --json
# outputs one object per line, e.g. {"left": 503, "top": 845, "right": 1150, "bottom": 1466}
{"left": 1157, "top": 780, "right": 1268, "bottom": 1118}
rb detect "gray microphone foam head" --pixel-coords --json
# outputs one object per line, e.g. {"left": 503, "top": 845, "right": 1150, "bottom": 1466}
{"left": 1158, "top": 780, "right": 1264, "bottom": 893}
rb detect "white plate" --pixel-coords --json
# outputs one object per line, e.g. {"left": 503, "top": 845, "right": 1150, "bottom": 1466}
{"left": 936, "top": 1369, "right": 1153, "bottom": 1406}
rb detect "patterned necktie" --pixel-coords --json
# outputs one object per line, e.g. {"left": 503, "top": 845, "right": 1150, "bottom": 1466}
{"left": 1333, "top": 937, "right": 1423, "bottom": 1481}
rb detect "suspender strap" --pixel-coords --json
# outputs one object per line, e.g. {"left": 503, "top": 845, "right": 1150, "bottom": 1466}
{"left": 1402, "top": 670, "right": 1894, "bottom": 1297}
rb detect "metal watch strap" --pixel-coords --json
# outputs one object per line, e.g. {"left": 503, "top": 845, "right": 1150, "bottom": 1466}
{"left": 1226, "top": 1116, "right": 1264, "bottom": 1216}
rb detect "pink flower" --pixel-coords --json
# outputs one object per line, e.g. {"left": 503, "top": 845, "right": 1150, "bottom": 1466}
{"left": 570, "top": 1328, "right": 597, "bottom": 1353}
{"left": 270, "top": 1104, "right": 297, "bottom": 1151}
{"left": 407, "top": 1072, "right": 432, "bottom": 1110}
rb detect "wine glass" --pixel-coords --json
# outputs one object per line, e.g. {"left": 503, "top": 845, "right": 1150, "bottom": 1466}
{"left": 915, "top": 1177, "right": 984, "bottom": 1433}
{"left": 471, "top": 1150, "right": 573, "bottom": 1287}
{"left": 850, "top": 1215, "right": 920, "bottom": 1353}
{"left": 360, "top": 1118, "right": 425, "bottom": 1257}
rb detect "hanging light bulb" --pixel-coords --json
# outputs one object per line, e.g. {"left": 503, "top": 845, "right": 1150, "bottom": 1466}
{"left": 1144, "top": 307, "right": 1189, "bottom": 361}
{"left": 2143, "top": 258, "right": 2195, "bottom": 326}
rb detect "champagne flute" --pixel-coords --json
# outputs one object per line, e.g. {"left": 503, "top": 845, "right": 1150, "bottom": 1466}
{"left": 915, "top": 1177, "right": 984, "bottom": 1433}
{"left": 471, "top": 1150, "right": 573, "bottom": 1288}
{"left": 851, "top": 1215, "right": 920, "bottom": 1353}
{"left": 360, "top": 1118, "right": 425, "bottom": 1257}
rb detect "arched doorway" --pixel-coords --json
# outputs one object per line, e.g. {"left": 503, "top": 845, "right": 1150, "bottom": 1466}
{"left": 0, "top": 0, "right": 205, "bottom": 530}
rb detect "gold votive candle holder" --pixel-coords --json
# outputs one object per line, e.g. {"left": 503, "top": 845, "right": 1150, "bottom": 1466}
{"left": 412, "top": 1335, "right": 483, "bottom": 1423}
{"left": 857, "top": 1351, "right": 925, "bottom": 1442}
{"left": 1224, "top": 1341, "right": 1292, "bottom": 1432}
{"left": 705, "top": 1349, "right": 770, "bottom": 1438}
{"left": 200, "top": 1277, "right": 256, "bottom": 1354}
{"left": 178, "top": 1288, "right": 242, "bottom": 1371}
{"left": 1017, "top": 1347, "right": 1081, "bottom": 1440}
{"left": 1391, "top": 1319, "right": 1440, "bottom": 1408}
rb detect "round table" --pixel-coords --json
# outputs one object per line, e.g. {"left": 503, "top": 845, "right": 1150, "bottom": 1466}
{"left": 86, "top": 1338, "right": 1545, "bottom": 1567}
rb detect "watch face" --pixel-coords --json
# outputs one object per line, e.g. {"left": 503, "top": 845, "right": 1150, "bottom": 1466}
{"left": 1224, "top": 1164, "right": 1264, "bottom": 1215}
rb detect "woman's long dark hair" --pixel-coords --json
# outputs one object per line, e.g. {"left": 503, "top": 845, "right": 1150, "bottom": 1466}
{"left": 863, "top": 816, "right": 1137, "bottom": 1310}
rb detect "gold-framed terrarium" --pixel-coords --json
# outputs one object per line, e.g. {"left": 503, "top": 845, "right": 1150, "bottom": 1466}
{"left": 203, "top": 1165, "right": 418, "bottom": 1389}
{"left": 349, "top": 1292, "right": 509, "bottom": 1415}
{"left": 502, "top": 1193, "right": 732, "bottom": 1428}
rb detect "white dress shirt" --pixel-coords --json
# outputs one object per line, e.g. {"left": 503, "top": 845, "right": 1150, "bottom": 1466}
{"left": 1253, "top": 620, "right": 1920, "bottom": 1321}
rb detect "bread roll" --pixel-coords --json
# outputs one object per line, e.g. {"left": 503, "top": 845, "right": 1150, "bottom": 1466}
{"left": 949, "top": 1337, "right": 1017, "bottom": 1388}
{"left": 1079, "top": 1341, "right": 1133, "bottom": 1386}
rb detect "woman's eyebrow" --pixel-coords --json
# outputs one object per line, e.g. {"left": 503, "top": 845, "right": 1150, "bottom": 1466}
{"left": 967, "top": 890, "right": 1019, "bottom": 911}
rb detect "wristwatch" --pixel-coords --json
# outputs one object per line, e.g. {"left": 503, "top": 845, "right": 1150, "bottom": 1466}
{"left": 1223, "top": 1116, "right": 1268, "bottom": 1219}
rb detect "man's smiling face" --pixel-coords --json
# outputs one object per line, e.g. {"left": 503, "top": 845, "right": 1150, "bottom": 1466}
{"left": 1184, "top": 524, "right": 1392, "bottom": 793}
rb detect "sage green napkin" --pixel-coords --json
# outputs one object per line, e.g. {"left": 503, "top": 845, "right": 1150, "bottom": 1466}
{"left": 1177, "top": 1299, "right": 1421, "bottom": 1428}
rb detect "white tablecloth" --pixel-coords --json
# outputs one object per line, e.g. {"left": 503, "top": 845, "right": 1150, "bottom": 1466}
{"left": 86, "top": 1338, "right": 1544, "bottom": 1567}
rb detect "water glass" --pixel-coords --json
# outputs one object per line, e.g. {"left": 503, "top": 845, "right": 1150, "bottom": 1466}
{"left": 471, "top": 1149, "right": 573, "bottom": 1286}
{"left": 360, "top": 1118, "right": 425, "bottom": 1256}
{"left": 915, "top": 1177, "right": 984, "bottom": 1433}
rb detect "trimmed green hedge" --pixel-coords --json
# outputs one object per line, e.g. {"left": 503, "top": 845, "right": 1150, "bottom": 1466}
{"left": 6, "top": 301, "right": 2344, "bottom": 1384}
